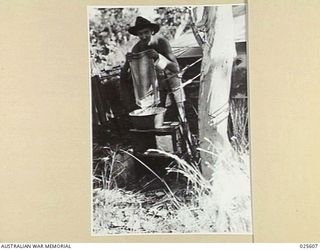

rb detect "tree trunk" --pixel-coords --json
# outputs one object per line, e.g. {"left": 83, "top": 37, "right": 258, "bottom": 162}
{"left": 197, "top": 6, "right": 236, "bottom": 179}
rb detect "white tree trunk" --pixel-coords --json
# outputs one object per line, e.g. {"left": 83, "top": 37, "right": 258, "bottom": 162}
{"left": 198, "top": 6, "right": 236, "bottom": 179}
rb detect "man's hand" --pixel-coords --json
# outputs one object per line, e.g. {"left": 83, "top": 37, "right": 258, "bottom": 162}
{"left": 126, "top": 52, "right": 133, "bottom": 62}
{"left": 148, "top": 49, "right": 159, "bottom": 61}
{"left": 165, "top": 62, "right": 179, "bottom": 74}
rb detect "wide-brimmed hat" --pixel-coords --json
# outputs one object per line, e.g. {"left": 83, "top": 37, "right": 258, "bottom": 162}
{"left": 128, "top": 16, "right": 160, "bottom": 36}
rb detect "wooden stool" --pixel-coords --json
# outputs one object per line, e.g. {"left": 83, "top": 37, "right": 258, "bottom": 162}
{"left": 129, "top": 121, "right": 186, "bottom": 177}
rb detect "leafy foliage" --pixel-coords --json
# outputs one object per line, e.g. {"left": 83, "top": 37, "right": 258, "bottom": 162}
{"left": 88, "top": 7, "right": 191, "bottom": 73}
{"left": 154, "top": 7, "right": 191, "bottom": 41}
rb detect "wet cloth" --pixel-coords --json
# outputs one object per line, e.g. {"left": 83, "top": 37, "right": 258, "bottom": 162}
{"left": 129, "top": 50, "right": 160, "bottom": 108}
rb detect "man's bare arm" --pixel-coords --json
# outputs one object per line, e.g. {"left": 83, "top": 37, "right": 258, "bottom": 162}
{"left": 158, "top": 37, "right": 180, "bottom": 73}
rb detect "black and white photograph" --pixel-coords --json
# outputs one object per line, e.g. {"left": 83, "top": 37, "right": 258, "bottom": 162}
{"left": 89, "top": 4, "right": 251, "bottom": 235}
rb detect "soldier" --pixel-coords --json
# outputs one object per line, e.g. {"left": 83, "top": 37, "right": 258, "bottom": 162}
{"left": 120, "top": 16, "right": 187, "bottom": 122}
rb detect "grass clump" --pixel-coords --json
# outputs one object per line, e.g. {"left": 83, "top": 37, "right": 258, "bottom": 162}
{"left": 92, "top": 98, "right": 251, "bottom": 234}
{"left": 92, "top": 146, "right": 251, "bottom": 234}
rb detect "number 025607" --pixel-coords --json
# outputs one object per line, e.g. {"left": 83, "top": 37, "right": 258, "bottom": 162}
{"left": 300, "top": 244, "right": 319, "bottom": 248}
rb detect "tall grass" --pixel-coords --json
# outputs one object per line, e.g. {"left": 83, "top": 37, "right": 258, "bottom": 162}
{"left": 149, "top": 145, "right": 251, "bottom": 233}
{"left": 229, "top": 98, "right": 249, "bottom": 154}
{"left": 92, "top": 98, "right": 251, "bottom": 234}
{"left": 92, "top": 145, "right": 135, "bottom": 190}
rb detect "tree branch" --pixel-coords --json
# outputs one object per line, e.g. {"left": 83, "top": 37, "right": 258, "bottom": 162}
{"left": 188, "top": 7, "right": 205, "bottom": 48}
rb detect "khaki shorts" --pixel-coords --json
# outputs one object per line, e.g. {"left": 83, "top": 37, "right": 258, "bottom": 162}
{"left": 171, "top": 84, "right": 186, "bottom": 103}
{"left": 157, "top": 69, "right": 186, "bottom": 104}
{"left": 166, "top": 73, "right": 185, "bottom": 103}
